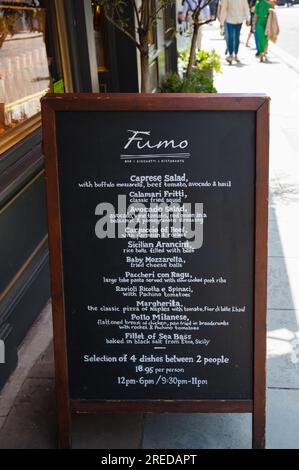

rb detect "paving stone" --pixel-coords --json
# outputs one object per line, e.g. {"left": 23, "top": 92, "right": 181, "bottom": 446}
{"left": 268, "top": 257, "right": 299, "bottom": 310}
{"left": 0, "top": 303, "right": 52, "bottom": 417}
{"left": 270, "top": 198, "right": 299, "bottom": 224}
{"left": 268, "top": 218, "right": 299, "bottom": 259}
{"left": 0, "top": 418, "right": 6, "bottom": 432}
{"left": 267, "top": 389, "right": 299, "bottom": 449}
{"left": 0, "top": 378, "right": 56, "bottom": 449}
{"left": 267, "top": 309, "right": 299, "bottom": 388}
{"left": 142, "top": 413, "right": 252, "bottom": 449}
{"left": 29, "top": 343, "right": 54, "bottom": 379}
{"left": 268, "top": 219, "right": 283, "bottom": 257}
{"left": 72, "top": 413, "right": 144, "bottom": 449}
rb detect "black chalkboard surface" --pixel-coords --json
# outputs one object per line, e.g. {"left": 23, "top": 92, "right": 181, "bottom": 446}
{"left": 42, "top": 94, "right": 269, "bottom": 449}
{"left": 56, "top": 110, "right": 254, "bottom": 401}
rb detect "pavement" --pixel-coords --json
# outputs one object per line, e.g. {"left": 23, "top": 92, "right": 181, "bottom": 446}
{"left": 270, "top": 6, "right": 299, "bottom": 60}
{"left": 1, "top": 16, "right": 299, "bottom": 449}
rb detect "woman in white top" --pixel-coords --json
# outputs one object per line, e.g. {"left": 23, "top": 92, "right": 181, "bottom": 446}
{"left": 220, "top": 0, "right": 250, "bottom": 64}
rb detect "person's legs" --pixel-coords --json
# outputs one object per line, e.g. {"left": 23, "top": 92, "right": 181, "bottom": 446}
{"left": 246, "top": 30, "right": 252, "bottom": 47}
{"left": 264, "top": 41, "right": 269, "bottom": 58}
{"left": 226, "top": 22, "right": 234, "bottom": 57}
{"left": 254, "top": 31, "right": 259, "bottom": 53}
{"left": 246, "top": 13, "right": 254, "bottom": 47}
{"left": 224, "top": 21, "right": 229, "bottom": 55}
{"left": 231, "top": 24, "right": 236, "bottom": 55}
{"left": 256, "top": 18, "right": 269, "bottom": 53}
{"left": 256, "top": 19, "right": 267, "bottom": 61}
{"left": 234, "top": 23, "right": 242, "bottom": 56}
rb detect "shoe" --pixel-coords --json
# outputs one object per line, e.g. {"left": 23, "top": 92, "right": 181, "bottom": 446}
{"left": 234, "top": 55, "right": 241, "bottom": 63}
{"left": 226, "top": 55, "right": 233, "bottom": 64}
{"left": 255, "top": 52, "right": 260, "bottom": 57}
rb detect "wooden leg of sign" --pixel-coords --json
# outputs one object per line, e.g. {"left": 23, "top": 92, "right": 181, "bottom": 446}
{"left": 53, "top": 329, "right": 72, "bottom": 448}
{"left": 52, "top": 314, "right": 72, "bottom": 448}
{"left": 252, "top": 98, "right": 269, "bottom": 450}
{"left": 57, "top": 398, "right": 72, "bottom": 449}
{"left": 252, "top": 404, "right": 266, "bottom": 449}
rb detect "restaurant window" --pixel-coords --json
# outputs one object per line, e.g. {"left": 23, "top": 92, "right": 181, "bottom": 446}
{"left": 0, "top": 0, "right": 68, "bottom": 149}
{"left": 92, "top": 0, "right": 108, "bottom": 72}
{"left": 0, "top": 1, "right": 49, "bottom": 137}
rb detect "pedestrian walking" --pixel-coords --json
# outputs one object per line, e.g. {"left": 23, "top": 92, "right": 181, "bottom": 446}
{"left": 246, "top": 0, "right": 259, "bottom": 53}
{"left": 218, "top": 0, "right": 229, "bottom": 55}
{"left": 253, "top": 0, "right": 277, "bottom": 62}
{"left": 209, "top": 0, "right": 218, "bottom": 16}
{"left": 220, "top": 0, "right": 251, "bottom": 64}
{"left": 182, "top": 0, "right": 211, "bottom": 51}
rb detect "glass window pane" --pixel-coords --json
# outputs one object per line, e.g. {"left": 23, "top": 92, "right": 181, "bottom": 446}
{"left": 0, "top": 1, "right": 50, "bottom": 136}
{"left": 92, "top": 0, "right": 108, "bottom": 71}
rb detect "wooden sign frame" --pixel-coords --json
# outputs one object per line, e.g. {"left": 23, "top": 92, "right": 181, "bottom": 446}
{"left": 42, "top": 93, "right": 269, "bottom": 449}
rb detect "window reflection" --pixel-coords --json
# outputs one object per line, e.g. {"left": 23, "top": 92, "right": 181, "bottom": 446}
{"left": 0, "top": 1, "right": 50, "bottom": 136}
{"left": 92, "top": 0, "right": 108, "bottom": 72}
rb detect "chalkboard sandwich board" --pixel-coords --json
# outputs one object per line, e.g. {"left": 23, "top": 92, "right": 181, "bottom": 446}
{"left": 42, "top": 93, "right": 269, "bottom": 449}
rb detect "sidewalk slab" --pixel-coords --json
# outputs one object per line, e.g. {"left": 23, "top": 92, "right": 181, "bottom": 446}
{"left": 142, "top": 412, "right": 251, "bottom": 449}
{"left": 0, "top": 341, "right": 144, "bottom": 449}
{"left": 0, "top": 378, "right": 56, "bottom": 449}
{"left": 267, "top": 389, "right": 299, "bottom": 449}
{"left": 28, "top": 343, "right": 55, "bottom": 379}
{"left": 268, "top": 220, "right": 283, "bottom": 257}
{"left": 270, "top": 200, "right": 299, "bottom": 223}
{"left": 0, "top": 302, "right": 52, "bottom": 421}
{"left": 267, "top": 309, "right": 299, "bottom": 389}
{"left": 268, "top": 257, "right": 299, "bottom": 311}
{"left": 268, "top": 218, "right": 299, "bottom": 258}
{"left": 73, "top": 414, "right": 143, "bottom": 450}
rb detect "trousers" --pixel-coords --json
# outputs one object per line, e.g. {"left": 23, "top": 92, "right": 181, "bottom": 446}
{"left": 226, "top": 22, "right": 242, "bottom": 55}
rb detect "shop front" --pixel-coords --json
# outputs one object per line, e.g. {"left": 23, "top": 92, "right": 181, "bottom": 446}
{"left": 0, "top": 0, "right": 177, "bottom": 390}
{"left": 0, "top": 0, "right": 70, "bottom": 389}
